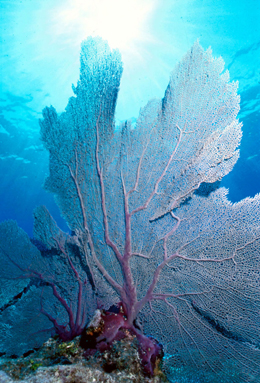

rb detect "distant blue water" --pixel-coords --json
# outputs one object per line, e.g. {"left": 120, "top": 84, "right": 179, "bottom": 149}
{"left": 1, "top": 0, "right": 259, "bottom": 236}
{"left": 222, "top": 85, "right": 260, "bottom": 201}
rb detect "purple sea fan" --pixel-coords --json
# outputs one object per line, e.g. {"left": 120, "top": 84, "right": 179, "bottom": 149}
{"left": 1, "top": 36, "right": 260, "bottom": 382}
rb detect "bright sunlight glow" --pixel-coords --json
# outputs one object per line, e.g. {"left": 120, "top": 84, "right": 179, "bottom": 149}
{"left": 52, "top": 0, "right": 157, "bottom": 51}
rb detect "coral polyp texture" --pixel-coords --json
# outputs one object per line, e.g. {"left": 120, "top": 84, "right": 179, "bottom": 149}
{"left": 0, "top": 37, "right": 260, "bottom": 382}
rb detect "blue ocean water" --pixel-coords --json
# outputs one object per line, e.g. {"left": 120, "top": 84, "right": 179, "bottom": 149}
{"left": 0, "top": 1, "right": 259, "bottom": 382}
{"left": 0, "top": 0, "right": 259, "bottom": 236}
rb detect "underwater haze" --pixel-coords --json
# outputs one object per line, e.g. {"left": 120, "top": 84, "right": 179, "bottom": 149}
{"left": 0, "top": 0, "right": 259, "bottom": 235}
